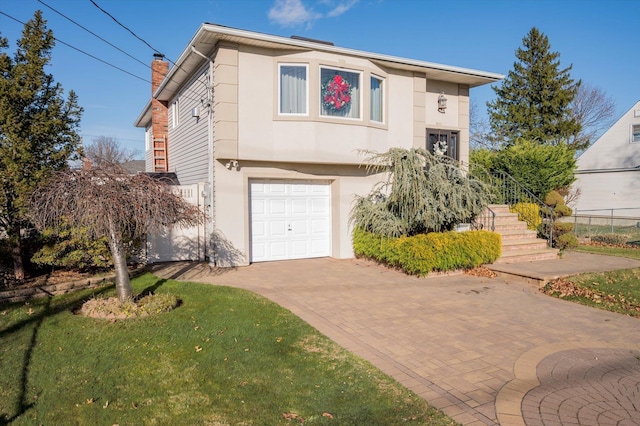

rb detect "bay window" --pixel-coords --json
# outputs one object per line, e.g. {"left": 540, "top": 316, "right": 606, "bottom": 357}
{"left": 279, "top": 64, "right": 308, "bottom": 115}
{"left": 370, "top": 75, "right": 384, "bottom": 122}
{"left": 320, "top": 67, "right": 360, "bottom": 119}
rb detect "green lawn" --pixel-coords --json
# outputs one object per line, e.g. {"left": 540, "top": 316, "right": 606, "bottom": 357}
{"left": 543, "top": 268, "right": 640, "bottom": 317}
{"left": 572, "top": 244, "right": 640, "bottom": 260}
{"left": 0, "top": 274, "right": 457, "bottom": 425}
{"left": 544, "top": 245, "right": 640, "bottom": 317}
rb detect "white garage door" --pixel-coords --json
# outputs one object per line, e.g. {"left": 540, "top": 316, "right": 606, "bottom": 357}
{"left": 250, "top": 179, "right": 331, "bottom": 262}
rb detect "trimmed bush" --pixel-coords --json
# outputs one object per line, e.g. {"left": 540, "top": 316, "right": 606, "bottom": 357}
{"left": 353, "top": 228, "right": 501, "bottom": 276}
{"left": 591, "top": 233, "right": 631, "bottom": 245}
{"left": 509, "top": 203, "right": 541, "bottom": 230}
{"left": 556, "top": 233, "right": 578, "bottom": 250}
{"left": 544, "top": 190, "right": 572, "bottom": 217}
{"left": 538, "top": 222, "right": 576, "bottom": 251}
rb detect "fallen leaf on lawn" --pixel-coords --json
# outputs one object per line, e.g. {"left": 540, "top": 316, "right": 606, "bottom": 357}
{"left": 103, "top": 400, "right": 109, "bottom": 409}
{"left": 283, "top": 412, "right": 298, "bottom": 420}
{"left": 195, "top": 346, "right": 203, "bottom": 352}
{"left": 131, "top": 402, "right": 138, "bottom": 409}
{"left": 1, "top": 311, "right": 7, "bottom": 315}
{"left": 322, "top": 412, "right": 334, "bottom": 419}
{"left": 217, "top": 326, "right": 227, "bottom": 336}
{"left": 276, "top": 337, "right": 283, "bottom": 343}
{"left": 27, "top": 308, "right": 34, "bottom": 316}
{"left": 244, "top": 348, "right": 250, "bottom": 352}
{"left": 86, "top": 398, "right": 94, "bottom": 404}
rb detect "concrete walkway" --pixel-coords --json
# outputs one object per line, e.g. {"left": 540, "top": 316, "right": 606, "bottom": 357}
{"left": 150, "top": 252, "right": 640, "bottom": 425}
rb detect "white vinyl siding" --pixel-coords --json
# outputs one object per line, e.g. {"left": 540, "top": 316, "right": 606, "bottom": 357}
{"left": 279, "top": 64, "right": 308, "bottom": 115}
{"left": 167, "top": 66, "right": 210, "bottom": 184}
{"left": 320, "top": 67, "right": 361, "bottom": 119}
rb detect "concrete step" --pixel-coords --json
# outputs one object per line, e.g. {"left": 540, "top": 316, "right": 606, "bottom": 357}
{"left": 492, "top": 213, "right": 521, "bottom": 224}
{"left": 492, "top": 222, "right": 529, "bottom": 232}
{"left": 498, "top": 229, "right": 539, "bottom": 241}
{"left": 487, "top": 204, "right": 511, "bottom": 214}
{"left": 493, "top": 248, "right": 559, "bottom": 264}
{"left": 501, "top": 239, "right": 549, "bottom": 252}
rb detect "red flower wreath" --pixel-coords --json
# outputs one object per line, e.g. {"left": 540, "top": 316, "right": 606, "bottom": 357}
{"left": 322, "top": 74, "right": 351, "bottom": 112}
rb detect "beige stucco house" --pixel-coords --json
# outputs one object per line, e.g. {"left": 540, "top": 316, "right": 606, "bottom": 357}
{"left": 573, "top": 100, "right": 640, "bottom": 217}
{"left": 135, "top": 23, "right": 502, "bottom": 266}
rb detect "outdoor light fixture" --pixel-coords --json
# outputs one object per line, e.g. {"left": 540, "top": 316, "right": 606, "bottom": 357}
{"left": 225, "top": 160, "right": 239, "bottom": 170}
{"left": 438, "top": 92, "right": 447, "bottom": 113}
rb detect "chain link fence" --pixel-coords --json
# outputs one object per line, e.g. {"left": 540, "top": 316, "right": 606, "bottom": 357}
{"left": 563, "top": 208, "right": 640, "bottom": 243}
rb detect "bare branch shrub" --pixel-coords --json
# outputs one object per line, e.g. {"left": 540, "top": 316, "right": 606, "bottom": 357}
{"left": 84, "top": 136, "right": 139, "bottom": 167}
{"left": 30, "top": 166, "right": 204, "bottom": 301}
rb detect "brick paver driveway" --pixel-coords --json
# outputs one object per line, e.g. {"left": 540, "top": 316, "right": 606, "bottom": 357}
{"left": 151, "top": 257, "right": 640, "bottom": 425}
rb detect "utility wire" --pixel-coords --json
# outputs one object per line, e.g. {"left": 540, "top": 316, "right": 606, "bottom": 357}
{"left": 0, "top": 10, "right": 206, "bottom": 104}
{"left": 37, "top": 0, "right": 150, "bottom": 69}
{"left": 89, "top": 0, "right": 165, "bottom": 58}
{"left": 87, "top": 0, "right": 211, "bottom": 95}
{"left": 0, "top": 10, "right": 150, "bottom": 84}
{"left": 2, "top": 6, "right": 208, "bottom": 106}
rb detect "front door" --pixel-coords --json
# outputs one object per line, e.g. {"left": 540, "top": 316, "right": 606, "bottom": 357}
{"left": 427, "top": 129, "right": 459, "bottom": 160}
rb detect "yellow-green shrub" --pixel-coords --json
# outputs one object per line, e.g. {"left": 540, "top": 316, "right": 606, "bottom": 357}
{"left": 352, "top": 228, "right": 501, "bottom": 276}
{"left": 509, "top": 203, "right": 542, "bottom": 230}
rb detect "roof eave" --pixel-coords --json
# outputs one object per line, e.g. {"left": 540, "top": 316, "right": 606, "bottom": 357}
{"left": 152, "top": 23, "right": 503, "bottom": 101}
{"left": 134, "top": 101, "right": 152, "bottom": 128}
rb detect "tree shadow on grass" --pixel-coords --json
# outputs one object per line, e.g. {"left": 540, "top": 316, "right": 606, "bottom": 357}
{"left": 0, "top": 284, "right": 113, "bottom": 425}
{"left": 135, "top": 278, "right": 167, "bottom": 300}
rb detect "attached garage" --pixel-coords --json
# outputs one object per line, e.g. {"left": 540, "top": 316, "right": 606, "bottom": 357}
{"left": 249, "top": 179, "right": 331, "bottom": 262}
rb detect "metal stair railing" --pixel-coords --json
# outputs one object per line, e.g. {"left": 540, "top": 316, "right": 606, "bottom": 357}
{"left": 466, "top": 164, "right": 555, "bottom": 247}
{"left": 471, "top": 205, "right": 495, "bottom": 232}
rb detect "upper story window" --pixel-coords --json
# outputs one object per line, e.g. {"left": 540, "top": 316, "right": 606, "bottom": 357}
{"left": 145, "top": 128, "right": 151, "bottom": 151}
{"left": 632, "top": 124, "right": 640, "bottom": 143}
{"left": 370, "top": 75, "right": 384, "bottom": 123}
{"left": 320, "top": 67, "right": 361, "bottom": 119}
{"left": 172, "top": 98, "right": 180, "bottom": 128}
{"left": 279, "top": 64, "right": 308, "bottom": 115}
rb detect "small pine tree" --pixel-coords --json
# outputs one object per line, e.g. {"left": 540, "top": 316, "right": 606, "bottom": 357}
{"left": 488, "top": 27, "right": 581, "bottom": 147}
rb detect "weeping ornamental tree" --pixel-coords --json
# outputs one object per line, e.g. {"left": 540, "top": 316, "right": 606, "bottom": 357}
{"left": 31, "top": 166, "right": 204, "bottom": 302}
{"left": 350, "top": 148, "right": 488, "bottom": 238}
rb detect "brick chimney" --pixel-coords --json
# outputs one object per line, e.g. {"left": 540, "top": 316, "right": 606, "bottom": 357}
{"left": 151, "top": 53, "right": 169, "bottom": 172}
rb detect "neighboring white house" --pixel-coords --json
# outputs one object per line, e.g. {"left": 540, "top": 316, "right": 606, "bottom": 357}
{"left": 134, "top": 23, "right": 503, "bottom": 266}
{"left": 573, "top": 100, "right": 640, "bottom": 217}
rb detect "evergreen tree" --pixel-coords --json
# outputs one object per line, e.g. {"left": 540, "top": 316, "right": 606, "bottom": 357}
{"left": 488, "top": 27, "right": 581, "bottom": 147}
{"left": 0, "top": 11, "right": 83, "bottom": 280}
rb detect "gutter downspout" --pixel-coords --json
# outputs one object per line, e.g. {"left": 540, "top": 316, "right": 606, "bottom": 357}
{"left": 191, "top": 45, "right": 217, "bottom": 266}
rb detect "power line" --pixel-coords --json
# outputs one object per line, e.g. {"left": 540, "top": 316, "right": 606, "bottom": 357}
{"left": 88, "top": 0, "right": 205, "bottom": 82}
{"left": 2, "top": 9, "right": 208, "bottom": 106}
{"left": 0, "top": 10, "right": 150, "bottom": 84}
{"left": 87, "top": 0, "right": 211, "bottom": 96}
{"left": 89, "top": 0, "right": 164, "bottom": 57}
{"left": 37, "top": 0, "right": 150, "bottom": 69}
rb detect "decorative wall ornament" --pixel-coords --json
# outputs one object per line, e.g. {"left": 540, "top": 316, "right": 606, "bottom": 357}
{"left": 322, "top": 74, "right": 352, "bottom": 112}
{"left": 433, "top": 139, "right": 448, "bottom": 156}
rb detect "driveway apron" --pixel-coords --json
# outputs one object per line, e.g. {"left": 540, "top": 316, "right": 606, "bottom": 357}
{"left": 151, "top": 257, "right": 640, "bottom": 425}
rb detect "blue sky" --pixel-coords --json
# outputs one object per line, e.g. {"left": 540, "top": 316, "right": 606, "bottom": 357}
{"left": 1, "top": 0, "right": 638, "bottom": 156}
